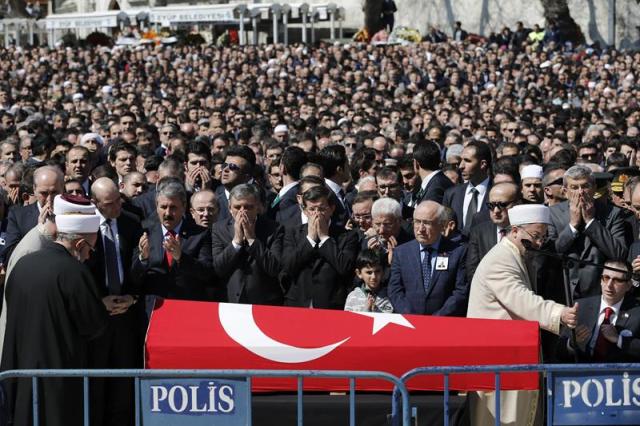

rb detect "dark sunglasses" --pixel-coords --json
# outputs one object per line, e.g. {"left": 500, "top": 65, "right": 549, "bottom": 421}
{"left": 222, "top": 163, "right": 242, "bottom": 172}
{"left": 486, "top": 201, "right": 513, "bottom": 210}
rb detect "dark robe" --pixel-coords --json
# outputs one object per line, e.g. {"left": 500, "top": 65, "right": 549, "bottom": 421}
{"left": 1, "top": 241, "right": 108, "bottom": 426}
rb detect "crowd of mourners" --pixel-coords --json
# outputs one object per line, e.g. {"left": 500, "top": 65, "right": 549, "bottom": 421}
{"left": 0, "top": 19, "right": 639, "bottom": 425}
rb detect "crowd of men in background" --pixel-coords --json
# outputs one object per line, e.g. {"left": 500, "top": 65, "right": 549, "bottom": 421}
{"left": 0, "top": 20, "right": 638, "bottom": 425}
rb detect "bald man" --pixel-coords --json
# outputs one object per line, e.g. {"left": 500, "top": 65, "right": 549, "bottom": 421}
{"left": 87, "top": 177, "right": 144, "bottom": 426}
{"left": 466, "top": 183, "right": 521, "bottom": 282}
{"left": 2, "top": 165, "right": 64, "bottom": 263}
{"left": 190, "top": 190, "right": 218, "bottom": 228}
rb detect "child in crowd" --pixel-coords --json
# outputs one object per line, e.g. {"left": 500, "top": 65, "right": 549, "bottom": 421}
{"left": 344, "top": 249, "right": 394, "bottom": 313}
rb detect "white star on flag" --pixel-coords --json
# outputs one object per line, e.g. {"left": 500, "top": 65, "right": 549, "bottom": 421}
{"left": 352, "top": 311, "right": 415, "bottom": 335}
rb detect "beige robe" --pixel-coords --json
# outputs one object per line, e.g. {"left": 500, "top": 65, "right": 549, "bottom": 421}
{"left": 467, "top": 238, "right": 565, "bottom": 426}
{"left": 0, "top": 225, "right": 50, "bottom": 358}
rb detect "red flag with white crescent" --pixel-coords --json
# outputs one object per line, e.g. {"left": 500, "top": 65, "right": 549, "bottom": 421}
{"left": 146, "top": 300, "right": 539, "bottom": 391}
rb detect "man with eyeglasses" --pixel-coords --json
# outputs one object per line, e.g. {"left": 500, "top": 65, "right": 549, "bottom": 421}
{"left": 365, "top": 197, "right": 413, "bottom": 266}
{"left": 388, "top": 200, "right": 468, "bottom": 316}
{"left": 468, "top": 204, "right": 578, "bottom": 426}
{"left": 215, "top": 145, "right": 257, "bottom": 221}
{"left": 548, "top": 165, "right": 627, "bottom": 299}
{"left": 557, "top": 259, "right": 640, "bottom": 363}
{"left": 281, "top": 185, "right": 359, "bottom": 309}
{"left": 577, "top": 142, "right": 602, "bottom": 166}
{"left": 542, "top": 164, "right": 566, "bottom": 207}
{"left": 467, "top": 182, "right": 521, "bottom": 282}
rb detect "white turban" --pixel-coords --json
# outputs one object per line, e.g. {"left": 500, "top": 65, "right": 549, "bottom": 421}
{"left": 508, "top": 204, "right": 551, "bottom": 226}
{"left": 53, "top": 195, "right": 100, "bottom": 234}
{"left": 80, "top": 132, "right": 104, "bottom": 146}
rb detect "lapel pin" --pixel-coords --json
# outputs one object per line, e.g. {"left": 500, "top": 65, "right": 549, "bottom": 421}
{"left": 624, "top": 313, "right": 629, "bottom": 318}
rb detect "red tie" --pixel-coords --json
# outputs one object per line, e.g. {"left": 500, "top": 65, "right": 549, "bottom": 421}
{"left": 593, "top": 307, "right": 614, "bottom": 361}
{"left": 164, "top": 230, "right": 176, "bottom": 269}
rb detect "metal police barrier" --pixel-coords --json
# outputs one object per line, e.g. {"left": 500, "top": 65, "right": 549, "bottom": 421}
{"left": 393, "top": 363, "right": 640, "bottom": 426}
{"left": 0, "top": 369, "right": 411, "bottom": 426}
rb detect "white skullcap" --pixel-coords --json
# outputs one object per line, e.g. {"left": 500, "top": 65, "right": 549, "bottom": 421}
{"left": 62, "top": 80, "right": 71, "bottom": 88}
{"left": 72, "top": 93, "right": 83, "bottom": 101}
{"left": 101, "top": 85, "right": 112, "bottom": 94}
{"left": 274, "top": 124, "right": 288, "bottom": 134}
{"left": 53, "top": 194, "right": 100, "bottom": 234}
{"left": 521, "top": 165, "right": 543, "bottom": 180}
{"left": 80, "top": 133, "right": 104, "bottom": 146}
{"left": 508, "top": 204, "right": 551, "bottom": 226}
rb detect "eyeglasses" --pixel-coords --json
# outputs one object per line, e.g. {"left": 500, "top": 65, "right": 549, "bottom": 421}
{"left": 520, "top": 227, "right": 549, "bottom": 244}
{"left": 353, "top": 214, "right": 372, "bottom": 221}
{"left": 486, "top": 201, "right": 514, "bottom": 210}
{"left": 414, "top": 219, "right": 440, "bottom": 228}
{"left": 222, "top": 163, "right": 242, "bottom": 172}
{"left": 601, "top": 274, "right": 629, "bottom": 285}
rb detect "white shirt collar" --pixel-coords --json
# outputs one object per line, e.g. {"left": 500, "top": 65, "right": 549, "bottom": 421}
{"left": 467, "top": 176, "right": 490, "bottom": 196}
{"left": 279, "top": 180, "right": 298, "bottom": 198}
{"left": 324, "top": 178, "right": 342, "bottom": 196}
{"left": 162, "top": 220, "right": 183, "bottom": 236}
{"left": 420, "top": 170, "right": 441, "bottom": 191}
{"left": 598, "top": 297, "right": 624, "bottom": 321}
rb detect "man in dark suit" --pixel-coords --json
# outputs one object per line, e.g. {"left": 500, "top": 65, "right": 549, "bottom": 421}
{"left": 548, "top": 165, "right": 627, "bottom": 299}
{"left": 412, "top": 140, "right": 453, "bottom": 206}
{"left": 557, "top": 259, "right": 640, "bottom": 362}
{"left": 267, "top": 146, "right": 306, "bottom": 219}
{"left": 212, "top": 184, "right": 284, "bottom": 305}
{"left": 282, "top": 185, "right": 359, "bottom": 309}
{"left": 216, "top": 145, "right": 257, "bottom": 221}
{"left": 87, "top": 178, "right": 144, "bottom": 426}
{"left": 132, "top": 178, "right": 212, "bottom": 301}
{"left": 318, "top": 145, "right": 350, "bottom": 227}
{"left": 388, "top": 200, "right": 469, "bottom": 316}
{"left": 275, "top": 175, "right": 329, "bottom": 228}
{"left": 132, "top": 157, "right": 184, "bottom": 220}
{"left": 2, "top": 165, "right": 64, "bottom": 263}
{"left": 443, "top": 140, "right": 492, "bottom": 235}
{"left": 467, "top": 183, "right": 520, "bottom": 282}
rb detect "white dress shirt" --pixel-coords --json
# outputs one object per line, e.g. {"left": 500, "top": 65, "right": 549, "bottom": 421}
{"left": 99, "top": 215, "right": 124, "bottom": 286}
{"left": 462, "top": 177, "right": 490, "bottom": 225}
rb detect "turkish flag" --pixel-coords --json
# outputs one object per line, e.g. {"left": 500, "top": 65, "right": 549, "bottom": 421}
{"left": 146, "top": 300, "right": 539, "bottom": 392}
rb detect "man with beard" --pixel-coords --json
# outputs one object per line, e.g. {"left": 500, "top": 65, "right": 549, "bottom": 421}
{"left": 1, "top": 194, "right": 107, "bottom": 426}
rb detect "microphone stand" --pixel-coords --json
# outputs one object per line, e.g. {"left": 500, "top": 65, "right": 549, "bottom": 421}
{"left": 521, "top": 241, "right": 629, "bottom": 362}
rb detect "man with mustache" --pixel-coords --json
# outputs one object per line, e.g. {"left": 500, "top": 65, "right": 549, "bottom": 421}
{"left": 132, "top": 177, "right": 213, "bottom": 302}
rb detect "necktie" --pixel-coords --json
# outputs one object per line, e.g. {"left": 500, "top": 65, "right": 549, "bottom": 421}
{"left": 421, "top": 246, "right": 433, "bottom": 294}
{"left": 102, "top": 219, "right": 121, "bottom": 295}
{"left": 270, "top": 194, "right": 281, "bottom": 208}
{"left": 339, "top": 189, "right": 351, "bottom": 217}
{"left": 593, "top": 307, "right": 614, "bottom": 361}
{"left": 164, "top": 229, "right": 176, "bottom": 269}
{"left": 464, "top": 187, "right": 478, "bottom": 232}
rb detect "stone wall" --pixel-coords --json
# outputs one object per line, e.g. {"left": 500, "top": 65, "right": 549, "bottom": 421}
{"left": 301, "top": 0, "right": 640, "bottom": 48}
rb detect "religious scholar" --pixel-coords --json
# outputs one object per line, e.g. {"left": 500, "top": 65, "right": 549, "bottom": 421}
{"left": 1, "top": 194, "right": 108, "bottom": 426}
{"left": 466, "top": 204, "right": 578, "bottom": 426}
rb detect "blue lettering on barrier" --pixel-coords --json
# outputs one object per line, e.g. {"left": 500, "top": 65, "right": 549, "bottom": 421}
{"left": 553, "top": 371, "right": 640, "bottom": 425}
{"left": 141, "top": 378, "right": 249, "bottom": 425}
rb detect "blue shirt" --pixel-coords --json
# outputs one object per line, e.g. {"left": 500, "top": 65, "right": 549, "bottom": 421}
{"left": 420, "top": 236, "right": 441, "bottom": 280}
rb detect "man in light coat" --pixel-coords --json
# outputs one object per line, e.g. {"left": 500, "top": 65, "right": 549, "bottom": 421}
{"left": 467, "top": 204, "right": 578, "bottom": 426}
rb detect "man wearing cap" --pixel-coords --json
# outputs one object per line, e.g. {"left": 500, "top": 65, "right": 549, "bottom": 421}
{"left": 1, "top": 194, "right": 108, "bottom": 426}
{"left": 467, "top": 204, "right": 578, "bottom": 426}
{"left": 521, "top": 164, "right": 544, "bottom": 204}
{"left": 557, "top": 259, "right": 640, "bottom": 363}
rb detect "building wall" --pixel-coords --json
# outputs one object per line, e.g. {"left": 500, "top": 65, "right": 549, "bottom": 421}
{"left": 59, "top": 0, "right": 640, "bottom": 48}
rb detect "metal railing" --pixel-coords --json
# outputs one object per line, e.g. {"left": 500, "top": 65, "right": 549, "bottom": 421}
{"left": 393, "top": 363, "right": 640, "bottom": 426}
{"left": 0, "top": 368, "right": 411, "bottom": 426}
